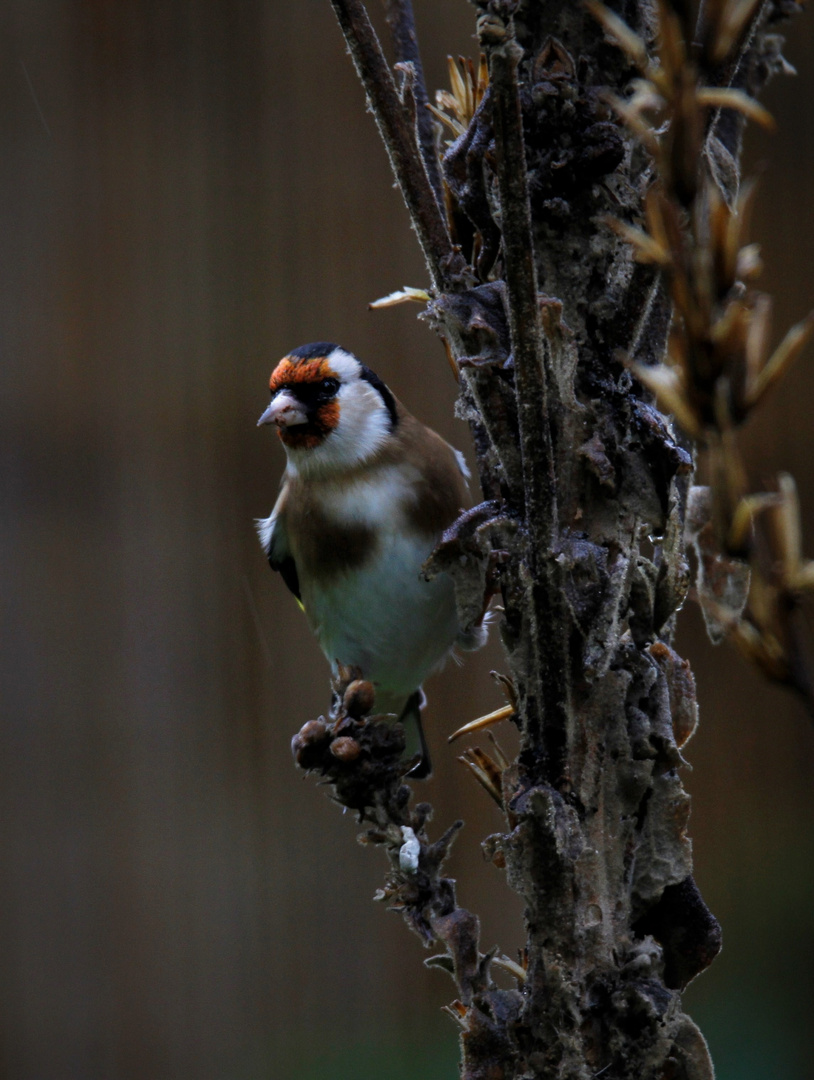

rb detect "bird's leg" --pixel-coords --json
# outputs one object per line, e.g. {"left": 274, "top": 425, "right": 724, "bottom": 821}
{"left": 402, "top": 688, "right": 432, "bottom": 779}
{"left": 479, "top": 546, "right": 509, "bottom": 622}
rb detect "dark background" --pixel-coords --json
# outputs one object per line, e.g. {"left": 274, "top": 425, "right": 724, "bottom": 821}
{"left": 1, "top": 3, "right": 812, "bottom": 1078}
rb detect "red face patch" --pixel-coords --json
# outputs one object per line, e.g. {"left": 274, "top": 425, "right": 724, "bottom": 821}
{"left": 269, "top": 355, "right": 341, "bottom": 449}
{"left": 269, "top": 356, "right": 331, "bottom": 394}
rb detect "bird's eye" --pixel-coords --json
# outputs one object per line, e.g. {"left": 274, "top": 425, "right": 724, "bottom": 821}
{"left": 320, "top": 378, "right": 340, "bottom": 395}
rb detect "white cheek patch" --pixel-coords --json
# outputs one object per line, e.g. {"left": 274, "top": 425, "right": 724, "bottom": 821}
{"left": 286, "top": 379, "right": 390, "bottom": 477}
{"left": 331, "top": 380, "right": 391, "bottom": 459}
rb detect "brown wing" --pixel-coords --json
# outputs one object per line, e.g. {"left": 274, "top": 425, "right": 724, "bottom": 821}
{"left": 382, "top": 406, "right": 469, "bottom": 536}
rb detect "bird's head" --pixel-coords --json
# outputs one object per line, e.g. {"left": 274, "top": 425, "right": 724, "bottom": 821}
{"left": 258, "top": 343, "right": 399, "bottom": 476}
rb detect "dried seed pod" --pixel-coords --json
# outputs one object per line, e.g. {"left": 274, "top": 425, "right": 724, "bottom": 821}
{"left": 330, "top": 736, "right": 361, "bottom": 763}
{"left": 342, "top": 679, "right": 376, "bottom": 719}
{"left": 291, "top": 718, "right": 330, "bottom": 768}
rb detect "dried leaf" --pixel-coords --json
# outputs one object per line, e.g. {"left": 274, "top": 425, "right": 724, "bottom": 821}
{"left": 369, "top": 286, "right": 431, "bottom": 309}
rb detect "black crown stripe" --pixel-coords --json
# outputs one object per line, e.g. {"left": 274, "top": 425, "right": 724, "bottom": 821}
{"left": 287, "top": 341, "right": 339, "bottom": 361}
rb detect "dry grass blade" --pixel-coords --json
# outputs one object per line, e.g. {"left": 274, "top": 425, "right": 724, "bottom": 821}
{"left": 442, "top": 336, "right": 460, "bottom": 382}
{"left": 728, "top": 492, "right": 778, "bottom": 551}
{"left": 743, "top": 293, "right": 772, "bottom": 392}
{"left": 697, "top": 88, "right": 775, "bottom": 130}
{"left": 490, "top": 669, "right": 518, "bottom": 710}
{"left": 712, "top": 0, "right": 764, "bottom": 64}
{"left": 428, "top": 102, "right": 465, "bottom": 137}
{"left": 605, "top": 93, "right": 661, "bottom": 154}
{"left": 792, "top": 562, "right": 814, "bottom": 590}
{"left": 730, "top": 615, "right": 786, "bottom": 677}
{"left": 447, "top": 54, "right": 467, "bottom": 112}
{"left": 477, "top": 53, "right": 488, "bottom": 99}
{"left": 748, "top": 311, "right": 814, "bottom": 409}
{"left": 492, "top": 954, "right": 527, "bottom": 982}
{"left": 433, "top": 54, "right": 488, "bottom": 142}
{"left": 486, "top": 730, "right": 511, "bottom": 770}
{"left": 644, "top": 187, "right": 673, "bottom": 260}
{"left": 629, "top": 361, "right": 703, "bottom": 437}
{"left": 462, "top": 56, "right": 474, "bottom": 121}
{"left": 606, "top": 217, "right": 671, "bottom": 266}
{"left": 707, "top": 182, "right": 735, "bottom": 288}
{"left": 628, "top": 78, "right": 666, "bottom": 113}
{"left": 585, "top": 0, "right": 650, "bottom": 72}
{"left": 448, "top": 703, "right": 515, "bottom": 743}
{"left": 732, "top": 179, "right": 759, "bottom": 249}
{"left": 458, "top": 747, "right": 503, "bottom": 806}
{"left": 656, "top": 0, "right": 688, "bottom": 84}
{"left": 776, "top": 473, "right": 802, "bottom": 576}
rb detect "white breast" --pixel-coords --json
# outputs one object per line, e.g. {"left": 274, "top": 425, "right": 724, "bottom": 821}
{"left": 293, "top": 467, "right": 460, "bottom": 715}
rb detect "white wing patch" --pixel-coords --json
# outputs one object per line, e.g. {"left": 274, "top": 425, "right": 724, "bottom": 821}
{"left": 453, "top": 447, "right": 471, "bottom": 482}
{"left": 255, "top": 513, "right": 276, "bottom": 556}
{"left": 256, "top": 485, "right": 290, "bottom": 560}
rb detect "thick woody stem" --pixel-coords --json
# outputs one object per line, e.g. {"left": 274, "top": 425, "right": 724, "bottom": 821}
{"left": 329, "top": 0, "right": 468, "bottom": 290}
{"left": 487, "top": 39, "right": 556, "bottom": 538}
{"left": 383, "top": 0, "right": 446, "bottom": 211}
{"left": 487, "top": 30, "right": 570, "bottom": 776}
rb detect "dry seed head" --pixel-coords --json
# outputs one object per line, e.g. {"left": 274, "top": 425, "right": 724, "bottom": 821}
{"left": 429, "top": 55, "right": 488, "bottom": 145}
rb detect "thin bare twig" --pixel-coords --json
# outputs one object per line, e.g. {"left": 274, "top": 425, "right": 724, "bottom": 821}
{"left": 383, "top": 0, "right": 446, "bottom": 211}
{"left": 330, "top": 0, "right": 468, "bottom": 290}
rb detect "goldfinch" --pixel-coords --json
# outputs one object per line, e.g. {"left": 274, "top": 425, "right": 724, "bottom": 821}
{"left": 256, "top": 342, "right": 486, "bottom": 776}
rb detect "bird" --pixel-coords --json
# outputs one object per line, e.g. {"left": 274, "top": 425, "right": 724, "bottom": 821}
{"left": 256, "top": 341, "right": 487, "bottom": 776}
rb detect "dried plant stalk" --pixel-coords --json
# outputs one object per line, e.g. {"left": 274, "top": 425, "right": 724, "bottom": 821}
{"left": 295, "top": 1, "right": 811, "bottom": 1077}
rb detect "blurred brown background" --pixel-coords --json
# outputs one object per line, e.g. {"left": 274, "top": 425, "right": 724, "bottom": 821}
{"left": 1, "top": 3, "right": 812, "bottom": 1078}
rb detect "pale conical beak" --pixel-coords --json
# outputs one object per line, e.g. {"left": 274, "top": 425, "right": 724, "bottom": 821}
{"left": 257, "top": 392, "right": 308, "bottom": 428}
